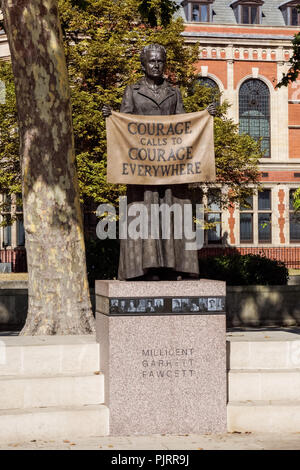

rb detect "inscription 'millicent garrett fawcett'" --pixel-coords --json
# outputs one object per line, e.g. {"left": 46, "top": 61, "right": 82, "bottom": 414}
{"left": 141, "top": 347, "right": 195, "bottom": 379}
{"left": 142, "top": 348, "right": 194, "bottom": 356}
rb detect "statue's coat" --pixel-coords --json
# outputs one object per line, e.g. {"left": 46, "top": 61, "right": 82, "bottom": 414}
{"left": 118, "top": 77, "right": 199, "bottom": 280}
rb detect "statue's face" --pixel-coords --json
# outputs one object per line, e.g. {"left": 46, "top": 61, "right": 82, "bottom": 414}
{"left": 143, "top": 49, "right": 165, "bottom": 80}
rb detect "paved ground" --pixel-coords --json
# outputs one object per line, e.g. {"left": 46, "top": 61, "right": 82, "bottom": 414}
{"left": 0, "top": 433, "right": 300, "bottom": 450}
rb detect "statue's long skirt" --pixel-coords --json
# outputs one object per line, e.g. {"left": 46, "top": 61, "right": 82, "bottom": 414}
{"left": 118, "top": 184, "right": 200, "bottom": 280}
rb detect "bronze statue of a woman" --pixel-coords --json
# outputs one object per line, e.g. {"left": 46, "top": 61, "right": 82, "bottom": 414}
{"left": 103, "top": 44, "right": 216, "bottom": 281}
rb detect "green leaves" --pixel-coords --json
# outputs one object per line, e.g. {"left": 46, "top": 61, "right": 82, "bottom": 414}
{"left": 198, "top": 254, "right": 289, "bottom": 286}
{"left": 293, "top": 187, "right": 300, "bottom": 215}
{"left": 138, "top": 0, "right": 180, "bottom": 27}
{"left": 0, "top": 61, "right": 20, "bottom": 196}
{"left": 277, "top": 32, "right": 300, "bottom": 88}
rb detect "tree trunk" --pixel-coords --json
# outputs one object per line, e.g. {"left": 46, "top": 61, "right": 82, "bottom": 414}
{"left": 1, "top": 0, "right": 95, "bottom": 335}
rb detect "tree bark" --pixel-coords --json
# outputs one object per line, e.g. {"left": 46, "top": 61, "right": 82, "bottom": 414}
{"left": 1, "top": 0, "right": 95, "bottom": 334}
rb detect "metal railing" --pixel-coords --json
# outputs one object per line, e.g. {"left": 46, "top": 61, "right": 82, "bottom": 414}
{"left": 1, "top": 246, "right": 300, "bottom": 272}
{"left": 0, "top": 248, "right": 27, "bottom": 272}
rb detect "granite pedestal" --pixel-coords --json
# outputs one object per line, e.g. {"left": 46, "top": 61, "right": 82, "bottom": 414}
{"left": 96, "top": 279, "right": 227, "bottom": 435}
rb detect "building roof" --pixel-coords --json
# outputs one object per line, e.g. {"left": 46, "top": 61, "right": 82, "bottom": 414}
{"left": 177, "top": 0, "right": 289, "bottom": 26}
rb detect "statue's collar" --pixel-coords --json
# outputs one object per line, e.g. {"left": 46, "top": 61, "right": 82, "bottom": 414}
{"left": 132, "top": 77, "right": 175, "bottom": 106}
{"left": 132, "top": 77, "right": 173, "bottom": 91}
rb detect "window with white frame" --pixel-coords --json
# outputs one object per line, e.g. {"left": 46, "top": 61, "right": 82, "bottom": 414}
{"left": 182, "top": 0, "right": 214, "bottom": 22}
{"left": 16, "top": 216, "right": 25, "bottom": 247}
{"left": 16, "top": 194, "right": 25, "bottom": 247}
{"left": 239, "top": 190, "right": 272, "bottom": 244}
{"left": 2, "top": 194, "right": 12, "bottom": 248}
{"left": 231, "top": 0, "right": 264, "bottom": 25}
{"left": 206, "top": 189, "right": 222, "bottom": 244}
{"left": 239, "top": 195, "right": 254, "bottom": 243}
{"left": 280, "top": 1, "right": 300, "bottom": 26}
{"left": 290, "top": 189, "right": 300, "bottom": 242}
{"left": 258, "top": 189, "right": 272, "bottom": 243}
{"left": 0, "top": 193, "right": 25, "bottom": 248}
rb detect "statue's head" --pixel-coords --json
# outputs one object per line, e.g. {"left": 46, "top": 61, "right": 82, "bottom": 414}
{"left": 140, "top": 44, "right": 166, "bottom": 79}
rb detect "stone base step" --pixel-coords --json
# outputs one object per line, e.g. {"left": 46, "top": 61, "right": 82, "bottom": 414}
{"left": 228, "top": 369, "right": 300, "bottom": 401}
{"left": 0, "top": 405, "right": 109, "bottom": 443}
{"left": 0, "top": 335, "right": 99, "bottom": 376}
{"left": 0, "top": 373, "right": 104, "bottom": 410}
{"left": 228, "top": 401, "right": 300, "bottom": 433}
{"left": 227, "top": 330, "right": 300, "bottom": 370}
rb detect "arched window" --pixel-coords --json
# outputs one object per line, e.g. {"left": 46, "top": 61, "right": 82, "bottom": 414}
{"left": 239, "top": 79, "right": 270, "bottom": 157}
{"left": 198, "top": 77, "right": 220, "bottom": 104}
{"left": 198, "top": 77, "right": 218, "bottom": 89}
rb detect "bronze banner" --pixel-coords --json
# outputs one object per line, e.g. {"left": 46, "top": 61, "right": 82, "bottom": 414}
{"left": 106, "top": 110, "right": 216, "bottom": 185}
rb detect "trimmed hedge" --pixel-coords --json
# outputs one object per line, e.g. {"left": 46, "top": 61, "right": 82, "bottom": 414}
{"left": 86, "top": 242, "right": 289, "bottom": 286}
{"left": 198, "top": 253, "right": 289, "bottom": 286}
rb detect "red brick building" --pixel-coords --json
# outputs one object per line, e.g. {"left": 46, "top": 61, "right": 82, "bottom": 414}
{"left": 179, "top": 0, "right": 300, "bottom": 267}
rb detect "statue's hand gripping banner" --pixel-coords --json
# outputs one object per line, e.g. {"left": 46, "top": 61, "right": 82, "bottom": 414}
{"left": 106, "top": 110, "right": 216, "bottom": 185}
